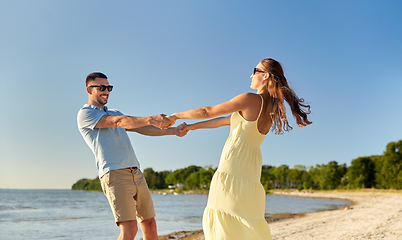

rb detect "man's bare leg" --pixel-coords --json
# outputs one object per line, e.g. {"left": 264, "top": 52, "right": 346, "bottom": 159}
{"left": 139, "top": 217, "right": 158, "bottom": 240}
{"left": 117, "top": 220, "right": 138, "bottom": 240}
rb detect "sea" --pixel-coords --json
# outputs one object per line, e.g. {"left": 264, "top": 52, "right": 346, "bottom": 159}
{"left": 0, "top": 189, "right": 350, "bottom": 240}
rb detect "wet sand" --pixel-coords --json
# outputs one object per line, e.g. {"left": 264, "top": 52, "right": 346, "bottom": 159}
{"left": 155, "top": 190, "right": 402, "bottom": 240}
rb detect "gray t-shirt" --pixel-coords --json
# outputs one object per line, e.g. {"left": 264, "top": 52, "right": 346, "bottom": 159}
{"left": 77, "top": 104, "right": 140, "bottom": 178}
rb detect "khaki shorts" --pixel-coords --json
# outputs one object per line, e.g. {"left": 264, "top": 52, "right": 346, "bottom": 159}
{"left": 100, "top": 168, "right": 155, "bottom": 224}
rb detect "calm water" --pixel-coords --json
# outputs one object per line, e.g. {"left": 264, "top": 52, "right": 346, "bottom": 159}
{"left": 0, "top": 189, "right": 350, "bottom": 240}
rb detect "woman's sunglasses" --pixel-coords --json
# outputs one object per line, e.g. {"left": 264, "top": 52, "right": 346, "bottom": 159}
{"left": 88, "top": 85, "right": 113, "bottom": 92}
{"left": 253, "top": 68, "right": 265, "bottom": 75}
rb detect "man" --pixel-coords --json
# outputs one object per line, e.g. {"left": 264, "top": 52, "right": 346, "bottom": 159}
{"left": 77, "top": 72, "right": 184, "bottom": 240}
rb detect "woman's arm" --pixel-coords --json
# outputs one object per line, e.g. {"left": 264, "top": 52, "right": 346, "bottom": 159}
{"left": 169, "top": 92, "right": 258, "bottom": 122}
{"left": 182, "top": 116, "right": 231, "bottom": 132}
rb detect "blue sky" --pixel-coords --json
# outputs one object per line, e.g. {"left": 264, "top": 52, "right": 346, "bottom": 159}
{"left": 1, "top": 1, "right": 401, "bottom": 189}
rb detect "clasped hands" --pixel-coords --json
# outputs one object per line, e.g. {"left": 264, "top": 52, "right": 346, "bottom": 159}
{"left": 152, "top": 114, "right": 189, "bottom": 137}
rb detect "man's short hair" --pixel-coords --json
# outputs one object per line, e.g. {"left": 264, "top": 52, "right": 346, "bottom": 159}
{"left": 86, "top": 72, "right": 108, "bottom": 86}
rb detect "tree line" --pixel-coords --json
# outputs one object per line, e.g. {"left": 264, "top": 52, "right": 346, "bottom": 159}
{"left": 71, "top": 177, "right": 102, "bottom": 191}
{"left": 72, "top": 140, "right": 402, "bottom": 191}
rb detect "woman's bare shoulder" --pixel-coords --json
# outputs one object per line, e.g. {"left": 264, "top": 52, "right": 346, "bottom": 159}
{"left": 235, "top": 92, "right": 260, "bottom": 99}
{"left": 235, "top": 92, "right": 262, "bottom": 103}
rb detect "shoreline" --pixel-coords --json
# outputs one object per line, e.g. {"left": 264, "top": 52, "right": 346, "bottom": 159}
{"left": 154, "top": 190, "right": 402, "bottom": 240}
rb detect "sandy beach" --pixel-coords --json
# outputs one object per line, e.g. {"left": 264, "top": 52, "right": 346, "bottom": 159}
{"left": 157, "top": 190, "right": 402, "bottom": 240}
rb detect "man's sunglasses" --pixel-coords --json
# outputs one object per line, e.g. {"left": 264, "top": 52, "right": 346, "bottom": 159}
{"left": 253, "top": 68, "right": 265, "bottom": 75}
{"left": 88, "top": 85, "right": 113, "bottom": 92}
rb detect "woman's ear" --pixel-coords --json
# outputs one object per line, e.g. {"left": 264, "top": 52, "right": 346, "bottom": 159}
{"left": 264, "top": 73, "right": 270, "bottom": 80}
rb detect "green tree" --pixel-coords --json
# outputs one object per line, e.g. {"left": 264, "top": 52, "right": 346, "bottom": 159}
{"left": 165, "top": 168, "right": 184, "bottom": 185}
{"left": 288, "top": 165, "right": 306, "bottom": 189}
{"left": 308, "top": 161, "right": 344, "bottom": 190}
{"left": 143, "top": 168, "right": 171, "bottom": 189}
{"left": 184, "top": 167, "right": 215, "bottom": 189}
{"left": 372, "top": 155, "right": 384, "bottom": 188}
{"left": 260, "top": 165, "right": 274, "bottom": 190}
{"left": 165, "top": 165, "right": 202, "bottom": 187}
{"left": 185, "top": 171, "right": 200, "bottom": 189}
{"left": 272, "top": 165, "right": 289, "bottom": 188}
{"left": 309, "top": 164, "right": 323, "bottom": 189}
{"left": 301, "top": 168, "right": 315, "bottom": 190}
{"left": 156, "top": 171, "right": 171, "bottom": 189}
{"left": 199, "top": 168, "right": 216, "bottom": 189}
{"left": 72, "top": 177, "right": 101, "bottom": 191}
{"left": 143, "top": 168, "right": 157, "bottom": 189}
{"left": 377, "top": 140, "right": 402, "bottom": 189}
{"left": 347, "top": 157, "right": 375, "bottom": 188}
{"left": 322, "top": 161, "right": 344, "bottom": 189}
{"left": 181, "top": 165, "right": 202, "bottom": 182}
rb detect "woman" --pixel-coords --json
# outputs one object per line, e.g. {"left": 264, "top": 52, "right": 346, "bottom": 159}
{"left": 169, "top": 58, "right": 312, "bottom": 239}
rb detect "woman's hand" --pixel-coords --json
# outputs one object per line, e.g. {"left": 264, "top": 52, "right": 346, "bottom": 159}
{"left": 175, "top": 122, "right": 190, "bottom": 137}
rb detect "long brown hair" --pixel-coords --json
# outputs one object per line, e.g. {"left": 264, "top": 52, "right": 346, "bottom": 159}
{"left": 260, "top": 58, "right": 312, "bottom": 134}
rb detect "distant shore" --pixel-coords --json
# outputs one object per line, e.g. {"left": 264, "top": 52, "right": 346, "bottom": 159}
{"left": 154, "top": 189, "right": 402, "bottom": 240}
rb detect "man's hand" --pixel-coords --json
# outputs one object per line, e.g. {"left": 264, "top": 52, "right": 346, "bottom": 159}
{"left": 166, "top": 115, "right": 178, "bottom": 127}
{"left": 150, "top": 114, "right": 175, "bottom": 129}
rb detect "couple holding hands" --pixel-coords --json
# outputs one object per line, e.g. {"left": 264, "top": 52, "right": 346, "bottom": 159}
{"left": 77, "top": 58, "right": 312, "bottom": 240}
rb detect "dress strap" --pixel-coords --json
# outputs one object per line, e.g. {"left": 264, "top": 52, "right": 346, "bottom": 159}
{"left": 257, "top": 94, "right": 264, "bottom": 119}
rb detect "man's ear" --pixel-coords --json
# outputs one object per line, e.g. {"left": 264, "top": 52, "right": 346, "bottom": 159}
{"left": 86, "top": 86, "right": 92, "bottom": 94}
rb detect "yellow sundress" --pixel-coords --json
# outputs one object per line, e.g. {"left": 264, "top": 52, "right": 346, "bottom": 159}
{"left": 203, "top": 95, "right": 272, "bottom": 240}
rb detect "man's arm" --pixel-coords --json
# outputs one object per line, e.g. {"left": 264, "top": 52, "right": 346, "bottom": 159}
{"left": 95, "top": 114, "right": 172, "bottom": 129}
{"left": 127, "top": 126, "right": 174, "bottom": 136}
{"left": 127, "top": 123, "right": 188, "bottom": 137}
